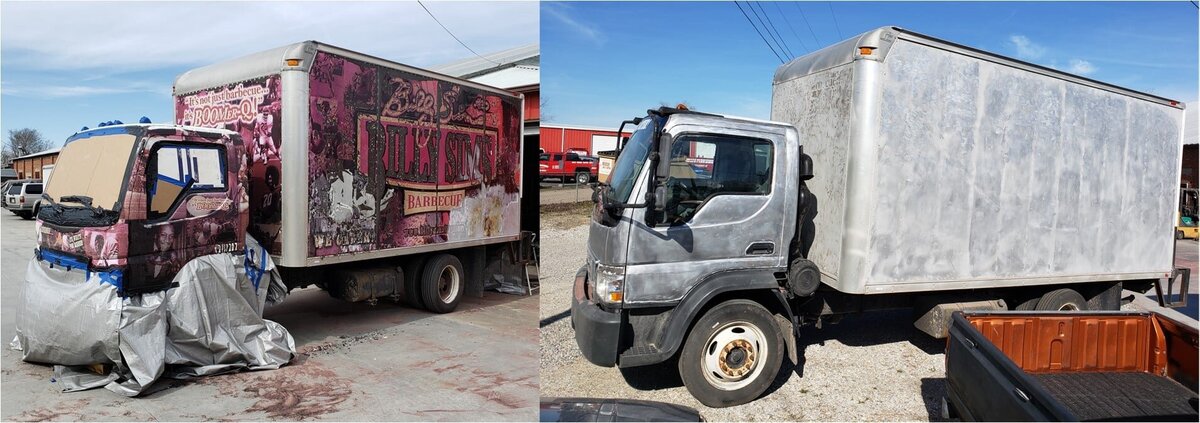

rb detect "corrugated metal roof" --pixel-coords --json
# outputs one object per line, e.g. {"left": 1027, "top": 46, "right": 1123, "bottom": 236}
{"left": 467, "top": 65, "right": 539, "bottom": 90}
{"left": 431, "top": 44, "right": 539, "bottom": 79}
{"left": 12, "top": 146, "right": 61, "bottom": 160}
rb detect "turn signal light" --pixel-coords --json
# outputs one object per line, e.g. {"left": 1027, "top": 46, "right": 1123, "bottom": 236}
{"left": 609, "top": 292, "right": 623, "bottom": 302}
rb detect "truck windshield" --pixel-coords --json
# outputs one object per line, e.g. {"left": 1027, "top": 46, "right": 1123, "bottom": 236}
{"left": 606, "top": 118, "right": 655, "bottom": 203}
{"left": 45, "top": 133, "right": 138, "bottom": 211}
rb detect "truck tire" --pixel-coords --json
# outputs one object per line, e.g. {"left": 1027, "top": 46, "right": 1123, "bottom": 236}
{"left": 575, "top": 171, "right": 591, "bottom": 184}
{"left": 420, "top": 254, "right": 465, "bottom": 313}
{"left": 678, "top": 299, "right": 784, "bottom": 408}
{"left": 1035, "top": 288, "right": 1088, "bottom": 311}
{"left": 402, "top": 257, "right": 427, "bottom": 309}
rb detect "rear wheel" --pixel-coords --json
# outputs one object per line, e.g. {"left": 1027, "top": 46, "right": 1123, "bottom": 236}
{"left": 420, "top": 254, "right": 465, "bottom": 313}
{"left": 678, "top": 299, "right": 784, "bottom": 408}
{"left": 575, "top": 171, "right": 591, "bottom": 184}
{"left": 1035, "top": 288, "right": 1088, "bottom": 311}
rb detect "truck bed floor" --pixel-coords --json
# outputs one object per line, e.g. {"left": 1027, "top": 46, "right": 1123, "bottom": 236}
{"left": 1033, "top": 372, "right": 1198, "bottom": 421}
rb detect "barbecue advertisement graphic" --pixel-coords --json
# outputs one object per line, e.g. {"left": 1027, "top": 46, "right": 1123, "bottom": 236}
{"left": 308, "top": 51, "right": 521, "bottom": 256}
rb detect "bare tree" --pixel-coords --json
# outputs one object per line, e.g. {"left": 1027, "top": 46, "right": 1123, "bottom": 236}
{"left": 3, "top": 128, "right": 50, "bottom": 166}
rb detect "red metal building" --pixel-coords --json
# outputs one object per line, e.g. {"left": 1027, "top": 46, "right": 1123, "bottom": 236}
{"left": 540, "top": 124, "right": 631, "bottom": 156}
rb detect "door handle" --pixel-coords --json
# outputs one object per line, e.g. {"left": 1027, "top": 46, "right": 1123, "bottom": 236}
{"left": 746, "top": 242, "right": 774, "bottom": 255}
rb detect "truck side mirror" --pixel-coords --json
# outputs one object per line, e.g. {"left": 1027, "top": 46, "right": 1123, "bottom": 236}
{"left": 799, "top": 150, "right": 814, "bottom": 181}
{"left": 653, "top": 185, "right": 666, "bottom": 212}
{"left": 655, "top": 133, "right": 673, "bottom": 180}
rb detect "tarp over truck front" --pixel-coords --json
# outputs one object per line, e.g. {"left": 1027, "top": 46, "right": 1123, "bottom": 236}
{"left": 11, "top": 236, "right": 294, "bottom": 396}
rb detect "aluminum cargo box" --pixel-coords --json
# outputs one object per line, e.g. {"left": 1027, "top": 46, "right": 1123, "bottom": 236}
{"left": 771, "top": 27, "right": 1185, "bottom": 295}
{"left": 174, "top": 41, "right": 525, "bottom": 268}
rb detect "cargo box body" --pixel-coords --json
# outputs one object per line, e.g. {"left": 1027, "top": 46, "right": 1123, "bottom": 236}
{"left": 174, "top": 42, "right": 524, "bottom": 268}
{"left": 771, "top": 27, "right": 1185, "bottom": 295}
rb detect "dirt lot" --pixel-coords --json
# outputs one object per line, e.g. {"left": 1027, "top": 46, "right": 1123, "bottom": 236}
{"left": 537, "top": 206, "right": 1200, "bottom": 421}
{"left": 0, "top": 212, "right": 539, "bottom": 421}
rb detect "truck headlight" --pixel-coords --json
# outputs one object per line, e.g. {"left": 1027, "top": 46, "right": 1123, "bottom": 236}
{"left": 593, "top": 263, "right": 625, "bottom": 305}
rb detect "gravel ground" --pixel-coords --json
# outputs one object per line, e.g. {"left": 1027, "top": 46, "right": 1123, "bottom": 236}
{"left": 538, "top": 224, "right": 948, "bottom": 422}
{"left": 536, "top": 201, "right": 1200, "bottom": 422}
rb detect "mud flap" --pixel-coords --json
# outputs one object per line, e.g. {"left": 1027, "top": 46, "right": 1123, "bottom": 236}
{"left": 11, "top": 236, "right": 295, "bottom": 396}
{"left": 771, "top": 290, "right": 799, "bottom": 365}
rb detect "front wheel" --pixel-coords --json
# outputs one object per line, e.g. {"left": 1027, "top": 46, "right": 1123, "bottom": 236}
{"left": 678, "top": 299, "right": 784, "bottom": 408}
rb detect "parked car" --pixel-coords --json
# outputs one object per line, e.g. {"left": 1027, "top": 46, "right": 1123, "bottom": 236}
{"left": 540, "top": 151, "right": 599, "bottom": 183}
{"left": 5, "top": 181, "right": 43, "bottom": 219}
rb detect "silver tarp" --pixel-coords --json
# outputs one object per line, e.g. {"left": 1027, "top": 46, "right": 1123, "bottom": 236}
{"left": 11, "top": 236, "right": 294, "bottom": 396}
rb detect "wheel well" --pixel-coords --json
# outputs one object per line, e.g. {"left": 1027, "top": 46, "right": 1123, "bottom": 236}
{"left": 573, "top": 167, "right": 592, "bottom": 174}
{"left": 676, "top": 289, "right": 789, "bottom": 356}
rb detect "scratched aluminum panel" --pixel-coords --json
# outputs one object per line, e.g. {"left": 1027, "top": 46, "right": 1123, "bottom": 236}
{"left": 770, "top": 64, "right": 854, "bottom": 283}
{"left": 865, "top": 39, "right": 1182, "bottom": 289}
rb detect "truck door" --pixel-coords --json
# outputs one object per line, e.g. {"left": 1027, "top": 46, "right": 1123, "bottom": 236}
{"left": 126, "top": 140, "right": 243, "bottom": 294}
{"left": 622, "top": 123, "right": 792, "bottom": 304}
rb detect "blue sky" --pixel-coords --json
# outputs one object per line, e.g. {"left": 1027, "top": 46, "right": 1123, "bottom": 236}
{"left": 541, "top": 1, "right": 1199, "bottom": 140}
{"left": 1, "top": 1, "right": 538, "bottom": 150}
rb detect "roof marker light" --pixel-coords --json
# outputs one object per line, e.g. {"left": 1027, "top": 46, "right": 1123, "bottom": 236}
{"left": 80, "top": 126, "right": 89, "bottom": 131}
{"left": 98, "top": 122, "right": 108, "bottom": 127}
{"left": 859, "top": 47, "right": 875, "bottom": 55}
{"left": 113, "top": 120, "right": 123, "bottom": 125}
{"left": 286, "top": 59, "right": 301, "bottom": 66}
{"left": 139, "top": 116, "right": 151, "bottom": 124}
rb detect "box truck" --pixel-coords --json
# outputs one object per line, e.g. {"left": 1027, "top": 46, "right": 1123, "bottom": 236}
{"left": 35, "top": 41, "right": 532, "bottom": 312}
{"left": 570, "top": 27, "right": 1187, "bottom": 407}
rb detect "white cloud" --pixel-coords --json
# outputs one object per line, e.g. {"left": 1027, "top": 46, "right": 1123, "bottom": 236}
{"left": 0, "top": 1, "right": 538, "bottom": 71}
{"left": 543, "top": 3, "right": 604, "bottom": 45}
{"left": 3, "top": 80, "right": 171, "bottom": 98}
{"left": 1009, "top": 34, "right": 1046, "bottom": 60}
{"left": 1068, "top": 59, "right": 1097, "bottom": 75}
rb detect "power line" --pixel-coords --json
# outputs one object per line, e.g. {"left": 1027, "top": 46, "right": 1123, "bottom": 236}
{"left": 792, "top": 2, "right": 824, "bottom": 48}
{"left": 827, "top": 2, "right": 844, "bottom": 40}
{"left": 733, "top": 1, "right": 785, "bottom": 63}
{"left": 751, "top": 1, "right": 796, "bottom": 59}
{"left": 771, "top": 1, "right": 811, "bottom": 54}
{"left": 745, "top": 1, "right": 791, "bottom": 60}
{"left": 417, "top": 0, "right": 501, "bottom": 65}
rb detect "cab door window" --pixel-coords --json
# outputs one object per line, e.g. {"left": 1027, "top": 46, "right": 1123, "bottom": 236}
{"left": 148, "top": 144, "right": 226, "bottom": 220}
{"left": 663, "top": 135, "right": 772, "bottom": 224}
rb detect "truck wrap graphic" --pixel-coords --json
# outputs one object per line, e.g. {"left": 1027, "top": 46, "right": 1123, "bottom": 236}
{"left": 175, "top": 76, "right": 283, "bottom": 254}
{"left": 307, "top": 51, "right": 521, "bottom": 256}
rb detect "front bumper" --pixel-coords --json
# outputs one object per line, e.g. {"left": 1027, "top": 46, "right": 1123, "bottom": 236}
{"left": 570, "top": 265, "right": 622, "bottom": 367}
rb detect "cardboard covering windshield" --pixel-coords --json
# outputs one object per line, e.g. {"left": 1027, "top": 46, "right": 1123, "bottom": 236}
{"left": 10, "top": 236, "right": 294, "bottom": 396}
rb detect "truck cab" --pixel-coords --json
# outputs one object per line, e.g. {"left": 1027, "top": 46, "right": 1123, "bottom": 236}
{"left": 573, "top": 107, "right": 812, "bottom": 407}
{"left": 35, "top": 122, "right": 247, "bottom": 295}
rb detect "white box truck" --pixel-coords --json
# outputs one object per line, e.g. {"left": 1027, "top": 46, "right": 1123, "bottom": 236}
{"left": 570, "top": 27, "right": 1186, "bottom": 407}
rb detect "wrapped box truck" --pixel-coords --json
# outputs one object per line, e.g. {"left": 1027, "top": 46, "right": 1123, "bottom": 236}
{"left": 36, "top": 41, "right": 531, "bottom": 312}
{"left": 570, "top": 27, "right": 1187, "bottom": 407}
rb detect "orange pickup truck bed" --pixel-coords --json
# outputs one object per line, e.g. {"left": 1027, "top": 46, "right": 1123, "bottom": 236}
{"left": 945, "top": 311, "right": 1198, "bottom": 421}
